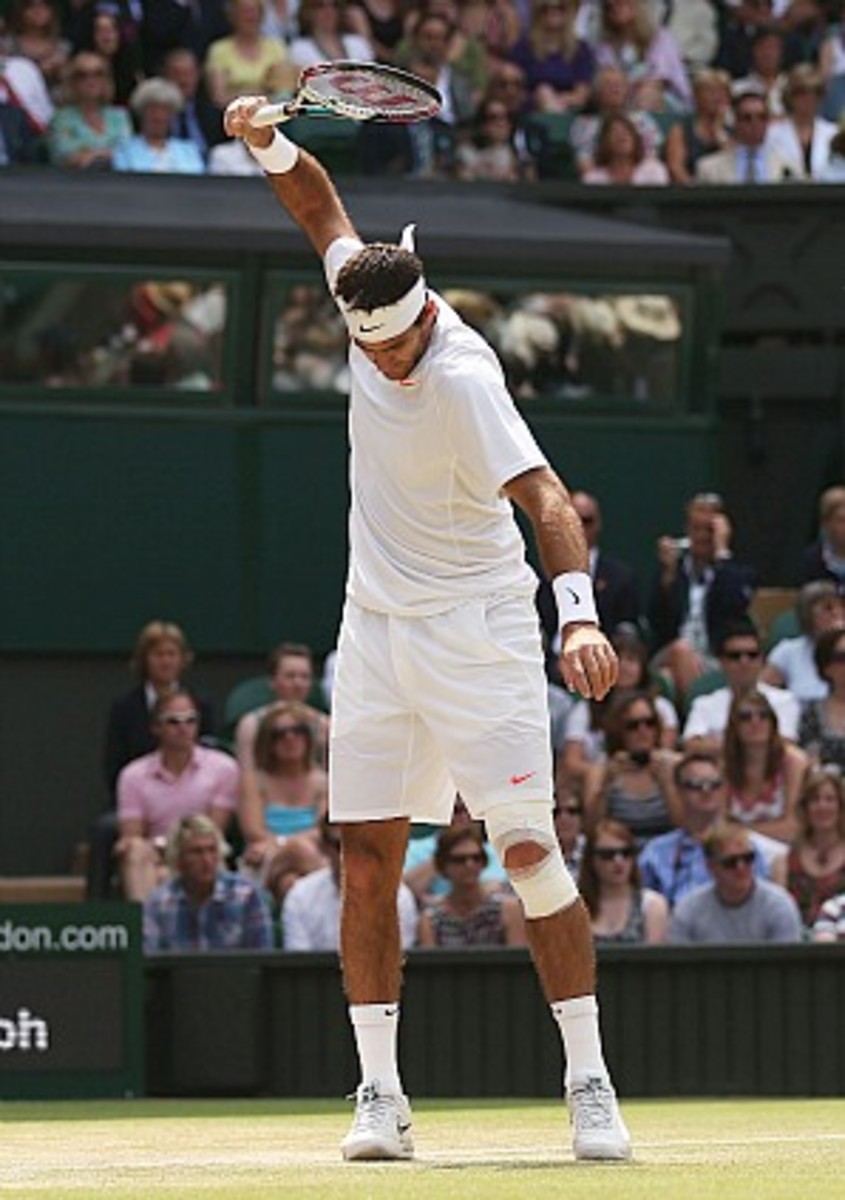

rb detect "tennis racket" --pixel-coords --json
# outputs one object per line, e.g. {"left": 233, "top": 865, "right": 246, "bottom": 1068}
{"left": 251, "top": 61, "right": 441, "bottom": 128}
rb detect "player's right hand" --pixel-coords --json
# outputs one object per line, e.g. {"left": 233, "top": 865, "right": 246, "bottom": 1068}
{"left": 224, "top": 96, "right": 273, "bottom": 148}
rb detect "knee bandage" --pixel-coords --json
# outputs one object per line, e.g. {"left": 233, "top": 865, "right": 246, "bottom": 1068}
{"left": 484, "top": 802, "right": 578, "bottom": 919}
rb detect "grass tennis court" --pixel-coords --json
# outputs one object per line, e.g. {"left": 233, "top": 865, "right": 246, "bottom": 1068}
{"left": 1, "top": 1096, "right": 843, "bottom": 1198}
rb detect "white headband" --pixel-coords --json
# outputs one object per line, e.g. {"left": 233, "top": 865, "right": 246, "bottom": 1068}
{"left": 340, "top": 224, "right": 427, "bottom": 345}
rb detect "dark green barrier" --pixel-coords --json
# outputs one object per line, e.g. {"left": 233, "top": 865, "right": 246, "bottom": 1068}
{"left": 146, "top": 944, "right": 845, "bottom": 1099}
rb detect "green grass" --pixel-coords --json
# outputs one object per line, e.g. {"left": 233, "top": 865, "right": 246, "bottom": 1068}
{"left": 0, "top": 1097, "right": 842, "bottom": 1198}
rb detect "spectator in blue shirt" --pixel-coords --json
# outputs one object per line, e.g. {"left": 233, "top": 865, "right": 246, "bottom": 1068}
{"left": 113, "top": 76, "right": 206, "bottom": 174}
{"left": 143, "top": 814, "right": 273, "bottom": 952}
{"left": 639, "top": 750, "right": 767, "bottom": 909}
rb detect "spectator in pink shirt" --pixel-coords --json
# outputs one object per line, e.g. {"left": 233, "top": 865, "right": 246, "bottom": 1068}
{"left": 116, "top": 690, "right": 239, "bottom": 901}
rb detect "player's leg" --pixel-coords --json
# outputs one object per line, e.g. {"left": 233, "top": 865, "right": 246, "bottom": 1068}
{"left": 338, "top": 816, "right": 415, "bottom": 1161}
{"left": 329, "top": 604, "right": 453, "bottom": 1160}
{"left": 486, "top": 806, "right": 631, "bottom": 1161}
{"left": 412, "top": 595, "right": 630, "bottom": 1160}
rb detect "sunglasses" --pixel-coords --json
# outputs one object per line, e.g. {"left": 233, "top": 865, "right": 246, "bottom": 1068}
{"left": 738, "top": 707, "right": 773, "bottom": 723}
{"left": 827, "top": 650, "right": 845, "bottom": 664}
{"left": 716, "top": 851, "right": 755, "bottom": 869}
{"left": 593, "top": 846, "right": 636, "bottom": 862}
{"left": 680, "top": 778, "right": 723, "bottom": 792}
{"left": 161, "top": 711, "right": 198, "bottom": 725}
{"left": 554, "top": 804, "right": 583, "bottom": 816}
{"left": 625, "top": 715, "right": 657, "bottom": 731}
{"left": 272, "top": 723, "right": 309, "bottom": 739}
{"left": 448, "top": 852, "right": 485, "bottom": 866}
{"left": 722, "top": 648, "right": 761, "bottom": 661}
{"left": 737, "top": 111, "right": 768, "bottom": 123}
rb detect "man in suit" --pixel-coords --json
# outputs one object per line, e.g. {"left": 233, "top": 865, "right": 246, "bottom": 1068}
{"left": 649, "top": 491, "right": 757, "bottom": 703}
{"left": 537, "top": 489, "right": 639, "bottom": 679}
{"left": 695, "top": 84, "right": 800, "bottom": 183}
{"left": 161, "top": 46, "right": 225, "bottom": 163}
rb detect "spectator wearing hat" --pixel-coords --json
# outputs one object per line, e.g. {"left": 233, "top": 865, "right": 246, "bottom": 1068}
{"left": 113, "top": 76, "right": 206, "bottom": 173}
{"left": 765, "top": 61, "right": 836, "bottom": 178}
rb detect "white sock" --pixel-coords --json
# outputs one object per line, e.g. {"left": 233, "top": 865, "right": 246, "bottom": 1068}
{"left": 349, "top": 1003, "right": 403, "bottom": 1095}
{"left": 551, "top": 995, "right": 609, "bottom": 1089}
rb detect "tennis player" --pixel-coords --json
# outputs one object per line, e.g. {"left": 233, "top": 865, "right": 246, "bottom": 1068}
{"left": 225, "top": 95, "right": 631, "bottom": 1165}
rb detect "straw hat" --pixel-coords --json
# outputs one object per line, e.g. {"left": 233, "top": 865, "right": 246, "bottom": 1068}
{"left": 614, "top": 295, "right": 681, "bottom": 342}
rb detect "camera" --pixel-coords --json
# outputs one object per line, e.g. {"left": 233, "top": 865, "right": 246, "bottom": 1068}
{"left": 629, "top": 750, "right": 651, "bottom": 767}
{"left": 670, "top": 537, "right": 690, "bottom": 552}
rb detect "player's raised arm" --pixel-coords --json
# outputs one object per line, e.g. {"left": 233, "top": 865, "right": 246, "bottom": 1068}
{"left": 224, "top": 96, "right": 357, "bottom": 259}
{"left": 504, "top": 465, "right": 618, "bottom": 701}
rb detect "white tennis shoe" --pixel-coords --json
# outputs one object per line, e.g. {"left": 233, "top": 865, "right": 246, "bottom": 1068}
{"left": 341, "top": 1080, "right": 415, "bottom": 1161}
{"left": 567, "top": 1075, "right": 632, "bottom": 1161}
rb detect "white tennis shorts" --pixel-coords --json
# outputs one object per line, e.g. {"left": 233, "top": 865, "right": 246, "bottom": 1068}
{"left": 328, "top": 593, "right": 553, "bottom": 824}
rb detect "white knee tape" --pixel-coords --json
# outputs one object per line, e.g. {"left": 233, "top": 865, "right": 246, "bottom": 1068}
{"left": 485, "top": 801, "right": 579, "bottom": 919}
{"left": 508, "top": 848, "right": 578, "bottom": 918}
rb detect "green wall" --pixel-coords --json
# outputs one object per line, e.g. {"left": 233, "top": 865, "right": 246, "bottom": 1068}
{"left": 0, "top": 410, "right": 715, "bottom": 656}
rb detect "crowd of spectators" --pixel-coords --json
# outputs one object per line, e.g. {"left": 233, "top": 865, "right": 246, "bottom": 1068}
{"left": 2, "top": 1, "right": 845, "bottom": 181}
{"left": 84, "top": 482, "right": 845, "bottom": 953}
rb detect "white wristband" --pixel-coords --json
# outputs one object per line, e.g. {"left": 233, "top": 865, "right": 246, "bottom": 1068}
{"left": 552, "top": 571, "right": 599, "bottom": 629}
{"left": 246, "top": 130, "right": 299, "bottom": 174}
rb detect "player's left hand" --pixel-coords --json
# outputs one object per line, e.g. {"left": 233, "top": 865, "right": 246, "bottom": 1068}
{"left": 559, "top": 624, "right": 618, "bottom": 700}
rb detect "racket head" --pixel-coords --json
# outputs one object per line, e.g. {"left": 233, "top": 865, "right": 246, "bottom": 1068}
{"left": 297, "top": 61, "right": 442, "bottom": 123}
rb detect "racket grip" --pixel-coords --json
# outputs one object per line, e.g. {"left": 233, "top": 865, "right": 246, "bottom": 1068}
{"left": 252, "top": 101, "right": 295, "bottom": 128}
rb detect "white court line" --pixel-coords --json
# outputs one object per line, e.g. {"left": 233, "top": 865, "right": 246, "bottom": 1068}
{"left": 3, "top": 1130, "right": 844, "bottom": 1181}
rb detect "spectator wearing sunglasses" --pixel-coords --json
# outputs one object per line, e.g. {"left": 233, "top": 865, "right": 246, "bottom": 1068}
{"left": 583, "top": 690, "right": 682, "bottom": 849}
{"left": 683, "top": 618, "right": 800, "bottom": 756}
{"left": 418, "top": 825, "right": 526, "bottom": 947}
{"left": 115, "top": 690, "right": 239, "bottom": 902}
{"left": 639, "top": 750, "right": 768, "bottom": 908}
{"left": 668, "top": 816, "right": 802, "bottom": 944}
{"left": 237, "top": 700, "right": 329, "bottom": 901}
{"left": 553, "top": 784, "right": 586, "bottom": 879}
{"left": 799, "top": 627, "right": 845, "bottom": 777}
{"left": 695, "top": 83, "right": 800, "bottom": 183}
{"left": 578, "top": 818, "right": 667, "bottom": 945}
{"left": 723, "top": 689, "right": 809, "bottom": 854}
{"left": 402, "top": 795, "right": 508, "bottom": 909}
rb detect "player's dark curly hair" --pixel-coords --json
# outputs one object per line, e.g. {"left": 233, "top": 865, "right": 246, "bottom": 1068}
{"left": 335, "top": 244, "right": 423, "bottom": 313}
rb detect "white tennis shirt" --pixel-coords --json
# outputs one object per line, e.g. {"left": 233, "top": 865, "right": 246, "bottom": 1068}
{"left": 324, "top": 237, "right": 548, "bottom": 617}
